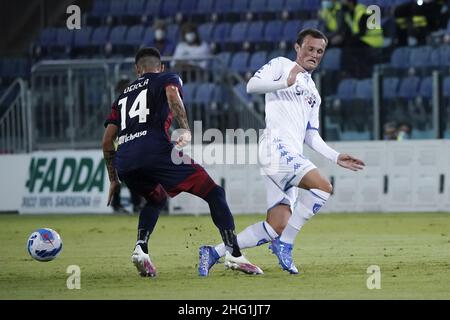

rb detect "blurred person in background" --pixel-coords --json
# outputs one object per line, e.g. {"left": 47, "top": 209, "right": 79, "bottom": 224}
{"left": 394, "top": 0, "right": 448, "bottom": 46}
{"left": 150, "top": 20, "right": 175, "bottom": 56}
{"left": 318, "top": 0, "right": 346, "bottom": 46}
{"left": 340, "top": 0, "right": 384, "bottom": 77}
{"left": 171, "top": 22, "right": 211, "bottom": 70}
{"left": 383, "top": 121, "right": 398, "bottom": 140}
{"left": 397, "top": 122, "right": 412, "bottom": 140}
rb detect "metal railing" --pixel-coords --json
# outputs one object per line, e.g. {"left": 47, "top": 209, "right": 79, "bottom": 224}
{"left": 0, "top": 79, "right": 32, "bottom": 153}
{"left": 30, "top": 59, "right": 116, "bottom": 149}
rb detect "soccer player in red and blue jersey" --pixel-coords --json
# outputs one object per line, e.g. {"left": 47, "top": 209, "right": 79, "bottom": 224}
{"left": 102, "top": 47, "right": 262, "bottom": 277}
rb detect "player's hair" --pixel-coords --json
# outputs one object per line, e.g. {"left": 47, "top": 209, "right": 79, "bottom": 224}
{"left": 296, "top": 28, "right": 328, "bottom": 46}
{"left": 135, "top": 47, "right": 161, "bottom": 69}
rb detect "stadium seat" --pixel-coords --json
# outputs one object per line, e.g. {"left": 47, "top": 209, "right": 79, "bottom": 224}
{"left": 418, "top": 77, "right": 433, "bottom": 98}
{"left": 142, "top": 27, "right": 155, "bottom": 46}
{"left": 144, "top": 0, "right": 162, "bottom": 16}
{"left": 409, "top": 46, "right": 433, "bottom": 68}
{"left": 109, "top": 0, "right": 127, "bottom": 16}
{"left": 248, "top": 51, "right": 268, "bottom": 72}
{"left": 390, "top": 47, "right": 411, "bottom": 69}
{"left": 213, "top": 0, "right": 234, "bottom": 15}
{"left": 181, "top": 83, "right": 197, "bottom": 104}
{"left": 90, "top": 0, "right": 110, "bottom": 18}
{"left": 336, "top": 79, "right": 357, "bottom": 100}
{"left": 90, "top": 26, "right": 110, "bottom": 47}
{"left": 227, "top": 22, "right": 249, "bottom": 44}
{"left": 195, "top": 83, "right": 216, "bottom": 104}
{"left": 109, "top": 26, "right": 128, "bottom": 46}
{"left": 284, "top": 0, "right": 303, "bottom": 11}
{"left": 230, "top": 0, "right": 249, "bottom": 13}
{"left": 355, "top": 79, "right": 373, "bottom": 100}
{"left": 281, "top": 20, "right": 302, "bottom": 41}
{"left": 397, "top": 76, "right": 420, "bottom": 99}
{"left": 439, "top": 46, "right": 450, "bottom": 67}
{"left": 377, "top": 0, "right": 394, "bottom": 8}
{"left": 230, "top": 52, "right": 250, "bottom": 73}
{"left": 429, "top": 47, "right": 441, "bottom": 68}
{"left": 234, "top": 82, "right": 252, "bottom": 103}
{"left": 443, "top": 76, "right": 450, "bottom": 97}
{"left": 320, "top": 47, "right": 341, "bottom": 71}
{"left": 178, "top": 0, "right": 197, "bottom": 16}
{"left": 160, "top": 0, "right": 180, "bottom": 18}
{"left": 248, "top": 0, "right": 268, "bottom": 13}
{"left": 247, "top": 21, "right": 265, "bottom": 43}
{"left": 195, "top": 0, "right": 216, "bottom": 14}
{"left": 302, "top": 0, "right": 321, "bottom": 11}
{"left": 211, "top": 84, "right": 227, "bottom": 107}
{"left": 382, "top": 77, "right": 400, "bottom": 100}
{"left": 211, "top": 22, "right": 231, "bottom": 43}
{"left": 264, "top": 20, "right": 284, "bottom": 43}
{"left": 302, "top": 19, "right": 320, "bottom": 30}
{"left": 72, "top": 27, "right": 93, "bottom": 48}
{"left": 263, "top": 0, "right": 285, "bottom": 13}
{"left": 125, "top": 0, "right": 147, "bottom": 16}
{"left": 167, "top": 24, "right": 180, "bottom": 43}
{"left": 198, "top": 23, "right": 215, "bottom": 42}
{"left": 124, "top": 25, "right": 145, "bottom": 46}
{"left": 212, "top": 51, "right": 232, "bottom": 72}
{"left": 54, "top": 28, "right": 74, "bottom": 47}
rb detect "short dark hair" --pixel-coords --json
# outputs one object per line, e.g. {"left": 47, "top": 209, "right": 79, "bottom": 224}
{"left": 135, "top": 47, "right": 161, "bottom": 66}
{"left": 296, "top": 28, "right": 328, "bottom": 46}
{"left": 115, "top": 77, "right": 130, "bottom": 94}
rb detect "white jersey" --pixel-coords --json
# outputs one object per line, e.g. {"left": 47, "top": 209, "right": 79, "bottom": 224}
{"left": 256, "top": 57, "right": 321, "bottom": 153}
{"left": 247, "top": 56, "right": 339, "bottom": 210}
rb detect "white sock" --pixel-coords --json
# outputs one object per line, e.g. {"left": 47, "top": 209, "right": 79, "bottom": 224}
{"left": 214, "top": 221, "right": 278, "bottom": 257}
{"left": 280, "top": 189, "right": 330, "bottom": 244}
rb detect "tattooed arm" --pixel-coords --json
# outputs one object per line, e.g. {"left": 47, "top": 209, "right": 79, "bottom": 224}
{"left": 102, "top": 124, "right": 120, "bottom": 206}
{"left": 165, "top": 85, "right": 191, "bottom": 148}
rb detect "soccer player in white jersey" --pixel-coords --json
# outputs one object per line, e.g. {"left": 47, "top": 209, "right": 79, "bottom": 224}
{"left": 198, "top": 28, "right": 365, "bottom": 276}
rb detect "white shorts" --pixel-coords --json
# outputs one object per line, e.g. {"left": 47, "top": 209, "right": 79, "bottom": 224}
{"left": 259, "top": 134, "right": 316, "bottom": 211}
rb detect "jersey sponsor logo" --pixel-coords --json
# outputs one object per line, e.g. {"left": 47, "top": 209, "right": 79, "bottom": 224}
{"left": 295, "top": 86, "right": 317, "bottom": 108}
{"left": 118, "top": 130, "right": 147, "bottom": 145}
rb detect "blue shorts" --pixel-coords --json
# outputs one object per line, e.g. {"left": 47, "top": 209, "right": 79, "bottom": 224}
{"left": 117, "top": 150, "right": 217, "bottom": 205}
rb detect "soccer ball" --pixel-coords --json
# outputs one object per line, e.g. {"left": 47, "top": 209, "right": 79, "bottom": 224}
{"left": 27, "top": 228, "right": 63, "bottom": 262}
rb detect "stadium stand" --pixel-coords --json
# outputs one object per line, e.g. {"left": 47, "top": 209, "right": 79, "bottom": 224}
{"left": 1, "top": 0, "right": 450, "bottom": 153}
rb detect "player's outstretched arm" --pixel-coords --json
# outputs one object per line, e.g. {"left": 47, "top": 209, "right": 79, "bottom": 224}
{"left": 165, "top": 85, "right": 191, "bottom": 148}
{"left": 337, "top": 153, "right": 365, "bottom": 171}
{"left": 304, "top": 129, "right": 340, "bottom": 163}
{"left": 102, "top": 124, "right": 120, "bottom": 205}
{"left": 305, "top": 130, "right": 365, "bottom": 171}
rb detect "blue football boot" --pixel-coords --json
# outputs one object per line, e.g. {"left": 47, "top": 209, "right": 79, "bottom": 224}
{"left": 198, "top": 246, "right": 220, "bottom": 276}
{"left": 269, "top": 237, "right": 299, "bottom": 274}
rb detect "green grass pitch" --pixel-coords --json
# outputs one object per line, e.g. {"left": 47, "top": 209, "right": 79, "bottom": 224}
{"left": 1, "top": 213, "right": 449, "bottom": 300}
